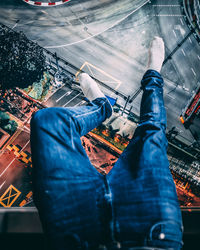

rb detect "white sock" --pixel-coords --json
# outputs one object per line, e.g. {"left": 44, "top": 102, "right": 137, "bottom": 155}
{"left": 147, "top": 36, "right": 165, "bottom": 73}
{"left": 79, "top": 73, "right": 105, "bottom": 101}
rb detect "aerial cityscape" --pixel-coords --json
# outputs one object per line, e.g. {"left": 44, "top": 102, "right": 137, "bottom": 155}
{"left": 0, "top": 0, "right": 200, "bottom": 210}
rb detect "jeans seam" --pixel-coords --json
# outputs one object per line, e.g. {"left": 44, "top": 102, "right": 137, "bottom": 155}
{"left": 104, "top": 176, "right": 117, "bottom": 245}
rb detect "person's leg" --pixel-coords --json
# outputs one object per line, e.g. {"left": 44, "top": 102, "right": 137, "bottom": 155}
{"left": 30, "top": 75, "right": 113, "bottom": 249}
{"left": 107, "top": 37, "right": 183, "bottom": 249}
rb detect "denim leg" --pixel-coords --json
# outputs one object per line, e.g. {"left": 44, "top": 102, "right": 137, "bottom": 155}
{"left": 107, "top": 70, "right": 183, "bottom": 249}
{"left": 30, "top": 97, "right": 112, "bottom": 249}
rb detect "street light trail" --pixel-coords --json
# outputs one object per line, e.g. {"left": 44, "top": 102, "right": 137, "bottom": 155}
{"left": 20, "top": 140, "right": 30, "bottom": 152}
{"left": 0, "top": 181, "right": 6, "bottom": 190}
{"left": 0, "top": 140, "right": 30, "bottom": 178}
{"left": 56, "top": 91, "right": 73, "bottom": 103}
{"left": 0, "top": 159, "right": 15, "bottom": 178}
{"left": 63, "top": 93, "right": 82, "bottom": 107}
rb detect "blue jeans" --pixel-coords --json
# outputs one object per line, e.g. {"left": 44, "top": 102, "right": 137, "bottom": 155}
{"left": 30, "top": 70, "right": 183, "bottom": 250}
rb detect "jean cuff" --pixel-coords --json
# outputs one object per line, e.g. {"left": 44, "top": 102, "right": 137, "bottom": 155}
{"left": 92, "top": 97, "right": 113, "bottom": 120}
{"left": 141, "top": 70, "right": 164, "bottom": 90}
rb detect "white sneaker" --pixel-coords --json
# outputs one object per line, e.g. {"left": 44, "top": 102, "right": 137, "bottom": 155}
{"left": 79, "top": 73, "right": 105, "bottom": 101}
{"left": 147, "top": 36, "right": 165, "bottom": 73}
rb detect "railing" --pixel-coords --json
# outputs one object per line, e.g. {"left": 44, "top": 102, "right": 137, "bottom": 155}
{"left": 182, "top": 0, "right": 200, "bottom": 42}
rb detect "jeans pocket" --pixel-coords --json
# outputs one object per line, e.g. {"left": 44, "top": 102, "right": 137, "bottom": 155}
{"left": 148, "top": 220, "right": 183, "bottom": 249}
